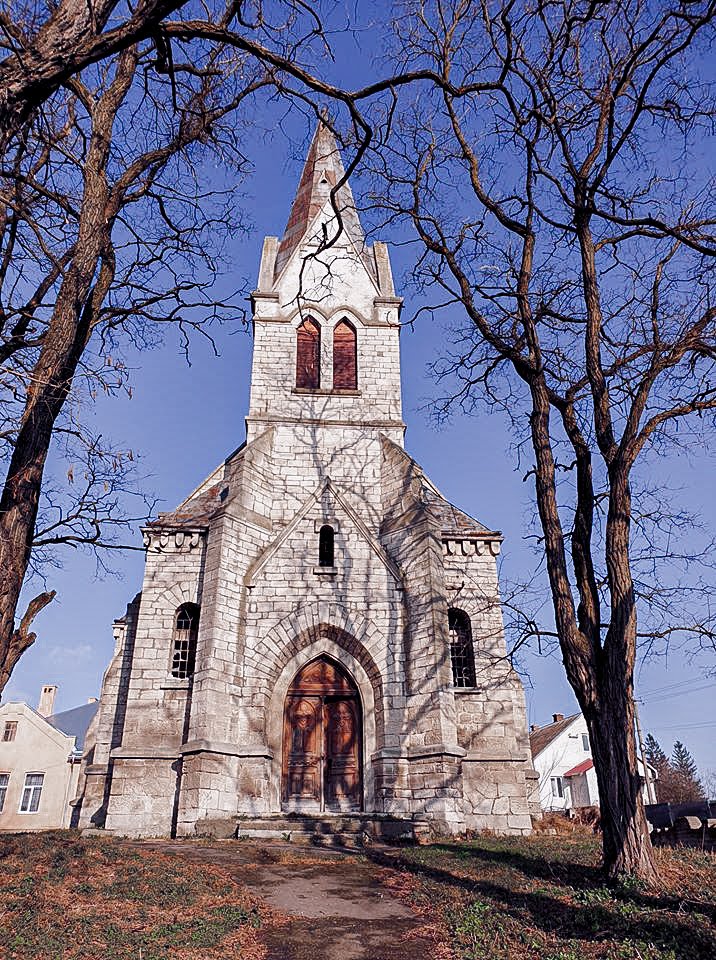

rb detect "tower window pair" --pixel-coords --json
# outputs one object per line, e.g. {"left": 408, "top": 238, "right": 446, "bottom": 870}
{"left": 296, "top": 318, "right": 357, "bottom": 391}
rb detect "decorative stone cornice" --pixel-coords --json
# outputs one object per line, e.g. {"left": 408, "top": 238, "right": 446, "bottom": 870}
{"left": 141, "top": 527, "right": 206, "bottom": 552}
{"left": 442, "top": 537, "right": 502, "bottom": 557}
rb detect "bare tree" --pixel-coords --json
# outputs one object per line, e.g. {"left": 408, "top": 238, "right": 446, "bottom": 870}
{"left": 0, "top": 31, "right": 281, "bottom": 693}
{"left": 369, "top": 0, "right": 716, "bottom": 880}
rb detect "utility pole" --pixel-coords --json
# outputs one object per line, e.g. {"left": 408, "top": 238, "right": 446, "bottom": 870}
{"left": 634, "top": 700, "right": 657, "bottom": 805}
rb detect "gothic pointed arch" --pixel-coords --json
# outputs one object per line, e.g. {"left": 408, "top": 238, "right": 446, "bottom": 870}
{"left": 332, "top": 318, "right": 357, "bottom": 390}
{"left": 296, "top": 317, "right": 321, "bottom": 389}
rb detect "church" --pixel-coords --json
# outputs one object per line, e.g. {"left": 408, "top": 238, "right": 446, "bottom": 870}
{"left": 78, "top": 122, "right": 536, "bottom": 839}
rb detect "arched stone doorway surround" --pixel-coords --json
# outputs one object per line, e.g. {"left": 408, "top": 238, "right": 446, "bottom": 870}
{"left": 266, "top": 632, "right": 381, "bottom": 813}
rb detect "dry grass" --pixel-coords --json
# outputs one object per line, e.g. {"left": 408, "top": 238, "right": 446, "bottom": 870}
{"left": 0, "top": 831, "right": 269, "bottom": 960}
{"left": 373, "top": 832, "right": 716, "bottom": 960}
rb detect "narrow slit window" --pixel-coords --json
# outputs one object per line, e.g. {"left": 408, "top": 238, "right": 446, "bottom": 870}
{"left": 448, "top": 608, "right": 476, "bottom": 688}
{"left": 296, "top": 318, "right": 321, "bottom": 389}
{"left": 332, "top": 319, "right": 357, "bottom": 390}
{"left": 171, "top": 603, "right": 200, "bottom": 679}
{"left": 318, "top": 525, "right": 335, "bottom": 567}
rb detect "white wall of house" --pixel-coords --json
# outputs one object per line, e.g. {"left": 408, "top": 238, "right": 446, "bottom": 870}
{"left": 533, "top": 715, "right": 593, "bottom": 812}
{"left": 532, "top": 713, "right": 655, "bottom": 814}
{"left": 0, "top": 703, "right": 79, "bottom": 831}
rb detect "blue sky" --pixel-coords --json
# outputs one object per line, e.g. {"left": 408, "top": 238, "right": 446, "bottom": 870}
{"left": 5, "top": 14, "right": 715, "bottom": 781}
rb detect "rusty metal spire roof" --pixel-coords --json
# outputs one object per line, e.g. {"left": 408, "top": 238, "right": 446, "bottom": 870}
{"left": 274, "top": 120, "right": 374, "bottom": 280}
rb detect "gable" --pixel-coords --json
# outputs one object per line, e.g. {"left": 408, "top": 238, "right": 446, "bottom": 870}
{"left": 0, "top": 702, "right": 75, "bottom": 752}
{"left": 245, "top": 478, "right": 403, "bottom": 589}
{"left": 529, "top": 714, "right": 581, "bottom": 759}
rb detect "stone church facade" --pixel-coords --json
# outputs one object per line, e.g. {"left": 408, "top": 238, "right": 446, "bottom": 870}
{"left": 78, "top": 123, "right": 535, "bottom": 838}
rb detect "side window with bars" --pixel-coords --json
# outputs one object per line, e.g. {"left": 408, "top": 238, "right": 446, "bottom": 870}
{"left": 171, "top": 603, "right": 200, "bottom": 679}
{"left": 448, "top": 608, "right": 476, "bottom": 688}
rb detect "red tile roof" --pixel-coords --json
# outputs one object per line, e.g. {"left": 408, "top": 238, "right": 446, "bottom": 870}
{"left": 564, "top": 758, "right": 594, "bottom": 778}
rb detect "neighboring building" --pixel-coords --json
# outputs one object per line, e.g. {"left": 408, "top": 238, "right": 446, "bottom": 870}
{"left": 0, "top": 686, "right": 98, "bottom": 831}
{"left": 77, "top": 121, "right": 536, "bottom": 839}
{"left": 530, "top": 712, "right": 656, "bottom": 814}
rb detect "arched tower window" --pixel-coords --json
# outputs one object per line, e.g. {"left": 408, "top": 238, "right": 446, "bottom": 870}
{"left": 448, "top": 608, "right": 476, "bottom": 688}
{"left": 296, "top": 317, "right": 321, "bottom": 389}
{"left": 171, "top": 603, "right": 200, "bottom": 679}
{"left": 318, "top": 525, "right": 335, "bottom": 567}
{"left": 332, "top": 319, "right": 357, "bottom": 390}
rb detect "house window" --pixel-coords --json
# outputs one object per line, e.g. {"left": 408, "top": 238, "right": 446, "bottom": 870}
{"left": 296, "top": 317, "right": 321, "bottom": 389}
{"left": 551, "top": 776, "right": 564, "bottom": 799}
{"left": 332, "top": 319, "right": 357, "bottom": 390}
{"left": 318, "top": 525, "right": 335, "bottom": 567}
{"left": 19, "top": 773, "right": 44, "bottom": 813}
{"left": 171, "top": 603, "right": 200, "bottom": 679}
{"left": 2, "top": 721, "right": 17, "bottom": 742}
{"left": 582, "top": 733, "right": 590, "bottom": 751}
{"left": 0, "top": 773, "right": 9, "bottom": 813}
{"left": 448, "top": 608, "right": 476, "bottom": 688}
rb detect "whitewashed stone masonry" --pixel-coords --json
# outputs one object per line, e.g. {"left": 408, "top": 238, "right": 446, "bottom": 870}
{"left": 78, "top": 122, "right": 536, "bottom": 837}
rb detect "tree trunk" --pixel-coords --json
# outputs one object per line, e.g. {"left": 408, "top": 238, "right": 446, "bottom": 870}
{"left": 0, "top": 328, "right": 82, "bottom": 696}
{"left": 585, "top": 685, "right": 657, "bottom": 882}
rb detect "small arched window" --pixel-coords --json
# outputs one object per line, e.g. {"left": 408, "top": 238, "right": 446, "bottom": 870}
{"left": 332, "top": 319, "right": 357, "bottom": 390}
{"left": 448, "top": 608, "right": 476, "bottom": 688}
{"left": 171, "top": 603, "right": 200, "bottom": 679}
{"left": 318, "top": 525, "right": 335, "bottom": 567}
{"left": 296, "top": 317, "right": 321, "bottom": 389}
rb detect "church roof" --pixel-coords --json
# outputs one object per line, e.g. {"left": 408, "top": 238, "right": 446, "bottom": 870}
{"left": 274, "top": 121, "right": 376, "bottom": 282}
{"left": 148, "top": 483, "right": 223, "bottom": 529}
{"left": 426, "top": 492, "right": 492, "bottom": 538}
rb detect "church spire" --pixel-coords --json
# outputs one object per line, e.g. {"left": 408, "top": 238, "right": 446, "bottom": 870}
{"left": 274, "top": 120, "right": 369, "bottom": 279}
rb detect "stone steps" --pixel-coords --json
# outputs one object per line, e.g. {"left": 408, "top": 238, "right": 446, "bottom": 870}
{"left": 234, "top": 814, "right": 422, "bottom": 847}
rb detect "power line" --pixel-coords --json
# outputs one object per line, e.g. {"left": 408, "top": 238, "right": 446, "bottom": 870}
{"left": 640, "top": 678, "right": 716, "bottom": 698}
{"left": 641, "top": 681, "right": 716, "bottom": 705}
{"left": 646, "top": 721, "right": 716, "bottom": 731}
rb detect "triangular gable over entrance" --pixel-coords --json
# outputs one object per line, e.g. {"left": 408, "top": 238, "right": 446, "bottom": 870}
{"left": 244, "top": 477, "right": 403, "bottom": 589}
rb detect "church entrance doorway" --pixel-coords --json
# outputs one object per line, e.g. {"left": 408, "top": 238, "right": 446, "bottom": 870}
{"left": 282, "top": 656, "right": 362, "bottom": 813}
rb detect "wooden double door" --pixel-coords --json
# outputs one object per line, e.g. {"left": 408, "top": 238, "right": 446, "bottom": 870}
{"left": 282, "top": 657, "right": 362, "bottom": 812}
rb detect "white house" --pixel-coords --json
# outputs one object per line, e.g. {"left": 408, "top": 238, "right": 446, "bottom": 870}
{"left": 529, "top": 712, "right": 656, "bottom": 814}
{"left": 0, "top": 686, "right": 98, "bottom": 831}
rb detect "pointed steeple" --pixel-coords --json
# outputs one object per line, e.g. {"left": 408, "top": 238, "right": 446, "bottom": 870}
{"left": 274, "top": 121, "right": 372, "bottom": 280}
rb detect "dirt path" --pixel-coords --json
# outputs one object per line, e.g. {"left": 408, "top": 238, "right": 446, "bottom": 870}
{"left": 136, "top": 840, "right": 437, "bottom": 960}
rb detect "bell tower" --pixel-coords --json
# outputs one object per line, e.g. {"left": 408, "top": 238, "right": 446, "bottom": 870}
{"left": 247, "top": 122, "right": 404, "bottom": 446}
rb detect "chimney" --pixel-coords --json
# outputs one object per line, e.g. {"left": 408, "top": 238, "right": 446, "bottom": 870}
{"left": 552, "top": 713, "right": 564, "bottom": 723}
{"left": 38, "top": 684, "right": 58, "bottom": 717}
{"left": 87, "top": 697, "right": 98, "bottom": 704}
{"left": 530, "top": 723, "right": 540, "bottom": 732}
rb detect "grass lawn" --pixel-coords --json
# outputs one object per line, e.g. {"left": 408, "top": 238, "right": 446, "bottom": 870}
{"left": 0, "top": 831, "right": 266, "bottom": 959}
{"left": 1, "top": 828, "right": 714, "bottom": 959}
{"left": 378, "top": 830, "right": 716, "bottom": 960}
